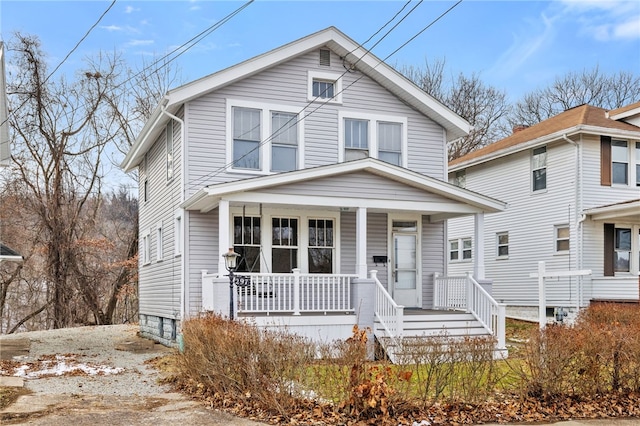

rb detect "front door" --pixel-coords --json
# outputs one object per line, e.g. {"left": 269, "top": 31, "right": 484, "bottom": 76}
{"left": 391, "top": 220, "right": 421, "bottom": 307}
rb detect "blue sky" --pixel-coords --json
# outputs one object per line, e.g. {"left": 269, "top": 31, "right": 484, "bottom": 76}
{"left": 2, "top": 0, "right": 639, "bottom": 103}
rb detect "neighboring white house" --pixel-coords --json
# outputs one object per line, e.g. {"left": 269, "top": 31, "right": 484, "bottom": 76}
{"left": 448, "top": 103, "right": 640, "bottom": 322}
{"left": 121, "top": 27, "right": 507, "bottom": 354}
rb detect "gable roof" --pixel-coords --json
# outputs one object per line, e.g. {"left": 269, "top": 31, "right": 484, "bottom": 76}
{"left": 183, "top": 157, "right": 506, "bottom": 217}
{"left": 122, "top": 27, "right": 470, "bottom": 172}
{"left": 449, "top": 104, "right": 640, "bottom": 171}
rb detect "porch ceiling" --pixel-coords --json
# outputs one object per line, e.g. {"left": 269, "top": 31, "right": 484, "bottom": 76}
{"left": 584, "top": 199, "right": 640, "bottom": 223}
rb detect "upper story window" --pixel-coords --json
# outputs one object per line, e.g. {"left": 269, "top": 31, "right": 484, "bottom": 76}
{"left": 166, "top": 120, "right": 174, "bottom": 181}
{"left": 228, "top": 100, "right": 303, "bottom": 174}
{"left": 612, "top": 140, "right": 629, "bottom": 185}
{"left": 271, "top": 112, "right": 298, "bottom": 172}
{"left": 339, "top": 111, "right": 407, "bottom": 166}
{"left": 532, "top": 146, "right": 547, "bottom": 192}
{"left": 308, "top": 70, "right": 342, "bottom": 103}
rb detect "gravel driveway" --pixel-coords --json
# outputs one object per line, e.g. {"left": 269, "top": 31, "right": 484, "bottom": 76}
{"left": 0, "top": 324, "right": 263, "bottom": 425}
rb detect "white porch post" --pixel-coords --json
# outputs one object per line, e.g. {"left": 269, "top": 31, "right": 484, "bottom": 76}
{"left": 356, "top": 207, "right": 368, "bottom": 279}
{"left": 473, "top": 213, "right": 486, "bottom": 280}
{"left": 218, "top": 199, "right": 230, "bottom": 275}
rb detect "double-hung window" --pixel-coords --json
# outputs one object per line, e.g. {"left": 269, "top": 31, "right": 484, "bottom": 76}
{"left": 614, "top": 227, "right": 631, "bottom": 272}
{"left": 378, "top": 122, "right": 402, "bottom": 166}
{"left": 612, "top": 140, "right": 628, "bottom": 185}
{"left": 344, "top": 119, "right": 369, "bottom": 160}
{"left": 532, "top": 146, "right": 547, "bottom": 191}
{"left": 497, "top": 232, "right": 509, "bottom": 258}
{"left": 449, "top": 238, "right": 472, "bottom": 262}
{"left": 234, "top": 216, "right": 261, "bottom": 272}
{"left": 142, "top": 229, "right": 151, "bottom": 265}
{"left": 272, "top": 218, "right": 298, "bottom": 273}
{"left": 232, "top": 107, "right": 261, "bottom": 170}
{"left": 308, "top": 219, "right": 334, "bottom": 273}
{"left": 555, "top": 225, "right": 570, "bottom": 253}
{"left": 271, "top": 112, "right": 297, "bottom": 172}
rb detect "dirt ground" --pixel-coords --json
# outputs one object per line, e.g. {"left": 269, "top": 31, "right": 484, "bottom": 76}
{"left": 0, "top": 324, "right": 264, "bottom": 426}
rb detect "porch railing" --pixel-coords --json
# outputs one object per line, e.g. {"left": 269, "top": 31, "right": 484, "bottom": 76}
{"left": 235, "top": 269, "right": 357, "bottom": 315}
{"left": 372, "top": 270, "right": 404, "bottom": 346}
{"left": 434, "top": 272, "right": 506, "bottom": 349}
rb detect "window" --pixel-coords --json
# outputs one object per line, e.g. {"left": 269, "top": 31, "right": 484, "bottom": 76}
{"left": 174, "top": 214, "right": 182, "bottom": 256}
{"left": 451, "top": 170, "right": 466, "bottom": 188}
{"left": 532, "top": 146, "right": 547, "bottom": 191}
{"left": 307, "top": 71, "right": 342, "bottom": 103}
{"left": 615, "top": 227, "right": 631, "bottom": 272}
{"left": 308, "top": 219, "right": 334, "bottom": 273}
{"left": 612, "top": 140, "right": 628, "bottom": 184}
{"left": 233, "top": 216, "right": 261, "bottom": 272}
{"left": 271, "top": 112, "right": 297, "bottom": 172}
{"left": 272, "top": 217, "right": 298, "bottom": 273}
{"left": 232, "top": 107, "right": 261, "bottom": 170}
{"left": 166, "top": 120, "right": 174, "bottom": 181}
{"left": 449, "top": 238, "right": 472, "bottom": 262}
{"left": 497, "top": 232, "right": 509, "bottom": 258}
{"left": 143, "top": 179, "right": 148, "bottom": 203}
{"left": 344, "top": 119, "right": 369, "bottom": 160}
{"left": 156, "top": 222, "right": 163, "bottom": 261}
{"left": 378, "top": 122, "right": 402, "bottom": 166}
{"left": 555, "top": 225, "right": 570, "bottom": 252}
{"left": 142, "top": 229, "right": 151, "bottom": 265}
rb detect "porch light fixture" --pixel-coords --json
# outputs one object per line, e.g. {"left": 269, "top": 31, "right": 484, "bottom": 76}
{"left": 222, "top": 248, "right": 250, "bottom": 319}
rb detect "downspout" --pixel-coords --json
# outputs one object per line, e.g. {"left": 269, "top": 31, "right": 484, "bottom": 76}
{"left": 160, "top": 106, "right": 187, "bottom": 328}
{"left": 562, "top": 134, "right": 586, "bottom": 309}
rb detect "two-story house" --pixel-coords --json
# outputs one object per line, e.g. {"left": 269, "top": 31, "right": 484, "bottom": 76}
{"left": 121, "top": 27, "right": 508, "bottom": 356}
{"left": 447, "top": 103, "right": 640, "bottom": 323}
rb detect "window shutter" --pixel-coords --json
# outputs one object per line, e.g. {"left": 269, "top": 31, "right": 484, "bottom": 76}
{"left": 601, "top": 136, "right": 611, "bottom": 186}
{"left": 603, "top": 223, "right": 614, "bottom": 277}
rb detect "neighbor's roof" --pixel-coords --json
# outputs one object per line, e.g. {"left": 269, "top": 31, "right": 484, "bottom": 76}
{"left": 122, "top": 27, "right": 470, "bottom": 172}
{"left": 449, "top": 104, "right": 640, "bottom": 170}
{"left": 0, "top": 242, "right": 23, "bottom": 262}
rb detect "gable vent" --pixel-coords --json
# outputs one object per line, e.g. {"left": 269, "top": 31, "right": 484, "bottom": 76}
{"left": 319, "top": 49, "right": 330, "bottom": 67}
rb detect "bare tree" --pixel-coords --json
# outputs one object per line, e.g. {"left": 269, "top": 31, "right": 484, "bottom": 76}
{"left": 509, "top": 66, "right": 640, "bottom": 127}
{"left": 2, "top": 33, "right": 148, "bottom": 330}
{"left": 400, "top": 59, "right": 511, "bottom": 160}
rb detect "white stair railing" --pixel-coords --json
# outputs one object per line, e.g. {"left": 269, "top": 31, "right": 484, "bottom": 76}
{"left": 434, "top": 272, "right": 506, "bottom": 350}
{"left": 372, "top": 270, "right": 404, "bottom": 347}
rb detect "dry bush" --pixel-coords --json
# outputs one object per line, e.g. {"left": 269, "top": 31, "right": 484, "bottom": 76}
{"left": 176, "top": 313, "right": 315, "bottom": 417}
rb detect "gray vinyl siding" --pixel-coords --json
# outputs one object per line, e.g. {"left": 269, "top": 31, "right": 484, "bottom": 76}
{"left": 367, "top": 213, "right": 388, "bottom": 290}
{"left": 186, "top": 209, "right": 219, "bottom": 315}
{"left": 138, "top": 112, "right": 184, "bottom": 319}
{"left": 340, "top": 212, "right": 356, "bottom": 275}
{"left": 422, "top": 216, "right": 445, "bottom": 309}
{"left": 183, "top": 48, "right": 446, "bottom": 197}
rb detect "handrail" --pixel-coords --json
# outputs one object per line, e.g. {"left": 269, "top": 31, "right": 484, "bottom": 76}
{"left": 372, "top": 270, "right": 404, "bottom": 349}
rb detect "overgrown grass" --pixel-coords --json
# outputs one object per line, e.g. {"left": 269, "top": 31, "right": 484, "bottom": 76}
{"left": 173, "top": 304, "right": 640, "bottom": 424}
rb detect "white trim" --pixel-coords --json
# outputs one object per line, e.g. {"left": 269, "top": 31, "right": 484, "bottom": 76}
{"left": 226, "top": 98, "right": 305, "bottom": 175}
{"left": 338, "top": 110, "right": 408, "bottom": 167}
{"left": 174, "top": 211, "right": 183, "bottom": 257}
{"left": 156, "top": 221, "right": 164, "bottom": 262}
{"left": 496, "top": 231, "right": 509, "bottom": 260}
{"left": 388, "top": 214, "right": 422, "bottom": 307}
{"left": 307, "top": 70, "right": 343, "bottom": 104}
{"left": 142, "top": 228, "right": 151, "bottom": 265}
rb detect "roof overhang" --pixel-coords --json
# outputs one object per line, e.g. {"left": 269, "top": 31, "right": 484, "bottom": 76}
{"left": 121, "top": 27, "right": 469, "bottom": 172}
{"left": 0, "top": 243, "right": 23, "bottom": 263}
{"left": 183, "top": 158, "right": 506, "bottom": 218}
{"left": 584, "top": 199, "right": 640, "bottom": 223}
{"left": 449, "top": 124, "right": 640, "bottom": 172}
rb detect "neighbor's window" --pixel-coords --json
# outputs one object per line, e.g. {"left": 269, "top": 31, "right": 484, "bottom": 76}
{"left": 555, "top": 225, "right": 570, "bottom": 253}
{"left": 615, "top": 227, "right": 631, "bottom": 272}
{"left": 233, "top": 107, "right": 261, "bottom": 170}
{"left": 377, "top": 122, "right": 402, "bottom": 166}
{"left": 532, "top": 146, "right": 547, "bottom": 191}
{"left": 497, "top": 232, "right": 509, "bottom": 258}
{"left": 272, "top": 217, "right": 298, "bottom": 273}
{"left": 271, "top": 111, "right": 298, "bottom": 172}
{"left": 612, "top": 140, "right": 628, "bottom": 185}
{"left": 344, "top": 118, "right": 369, "bottom": 160}
{"left": 452, "top": 170, "right": 466, "bottom": 188}
{"left": 308, "top": 219, "right": 334, "bottom": 273}
{"left": 166, "top": 120, "right": 174, "bottom": 181}
{"left": 449, "top": 238, "right": 472, "bottom": 262}
{"left": 234, "top": 216, "right": 261, "bottom": 272}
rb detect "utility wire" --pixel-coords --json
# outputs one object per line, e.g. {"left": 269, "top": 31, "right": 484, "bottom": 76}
{"left": 186, "top": 0, "right": 463, "bottom": 192}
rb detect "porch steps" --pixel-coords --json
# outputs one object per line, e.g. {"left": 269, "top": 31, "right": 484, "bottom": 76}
{"left": 374, "top": 310, "right": 495, "bottom": 363}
